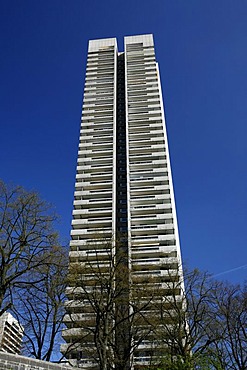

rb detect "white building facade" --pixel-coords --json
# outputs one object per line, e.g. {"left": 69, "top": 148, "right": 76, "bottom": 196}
{"left": 0, "top": 313, "right": 23, "bottom": 355}
{"left": 62, "top": 34, "right": 183, "bottom": 368}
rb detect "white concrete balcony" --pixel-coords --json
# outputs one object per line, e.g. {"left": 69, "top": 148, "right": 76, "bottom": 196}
{"left": 72, "top": 211, "right": 112, "bottom": 223}
{"left": 129, "top": 142, "right": 165, "bottom": 150}
{"left": 128, "top": 84, "right": 159, "bottom": 94}
{"left": 131, "top": 235, "right": 176, "bottom": 246}
{"left": 131, "top": 231, "right": 175, "bottom": 239}
{"left": 128, "top": 101, "right": 160, "bottom": 109}
{"left": 69, "top": 240, "right": 83, "bottom": 248}
{"left": 129, "top": 143, "right": 165, "bottom": 152}
{"left": 69, "top": 239, "right": 111, "bottom": 250}
{"left": 131, "top": 249, "right": 163, "bottom": 259}
{"left": 127, "top": 113, "right": 159, "bottom": 121}
{"left": 62, "top": 327, "right": 86, "bottom": 339}
{"left": 129, "top": 164, "right": 163, "bottom": 172}
{"left": 88, "top": 168, "right": 113, "bottom": 174}
{"left": 129, "top": 123, "right": 163, "bottom": 131}
{"left": 130, "top": 228, "right": 174, "bottom": 237}
{"left": 127, "top": 64, "right": 155, "bottom": 71}
{"left": 76, "top": 182, "right": 112, "bottom": 190}
{"left": 63, "top": 313, "right": 95, "bottom": 325}
{"left": 129, "top": 129, "right": 164, "bottom": 139}
{"left": 131, "top": 200, "right": 171, "bottom": 210}
{"left": 130, "top": 169, "right": 168, "bottom": 178}
{"left": 132, "top": 260, "right": 161, "bottom": 268}
{"left": 78, "top": 142, "right": 113, "bottom": 149}
{"left": 84, "top": 76, "right": 114, "bottom": 83}
{"left": 75, "top": 211, "right": 113, "bottom": 219}
{"left": 70, "top": 224, "right": 112, "bottom": 236}
{"left": 130, "top": 175, "right": 168, "bottom": 184}
{"left": 87, "top": 59, "right": 115, "bottom": 65}
{"left": 70, "top": 231, "right": 113, "bottom": 244}
{"left": 74, "top": 189, "right": 112, "bottom": 197}
{"left": 131, "top": 225, "right": 174, "bottom": 234}
{"left": 77, "top": 161, "right": 113, "bottom": 168}
{"left": 73, "top": 199, "right": 112, "bottom": 208}
{"left": 129, "top": 152, "right": 166, "bottom": 161}
{"left": 72, "top": 200, "right": 112, "bottom": 209}
{"left": 77, "top": 191, "right": 112, "bottom": 197}
{"left": 83, "top": 101, "right": 113, "bottom": 108}
{"left": 80, "top": 127, "right": 113, "bottom": 134}
{"left": 74, "top": 197, "right": 111, "bottom": 205}
{"left": 132, "top": 138, "right": 166, "bottom": 147}
{"left": 130, "top": 186, "right": 169, "bottom": 194}
{"left": 76, "top": 163, "right": 113, "bottom": 171}
{"left": 75, "top": 156, "right": 113, "bottom": 164}
{"left": 82, "top": 114, "right": 114, "bottom": 122}
{"left": 129, "top": 174, "right": 167, "bottom": 182}
{"left": 65, "top": 287, "right": 85, "bottom": 296}
{"left": 85, "top": 71, "right": 115, "bottom": 77}
{"left": 130, "top": 201, "right": 171, "bottom": 210}
{"left": 71, "top": 226, "right": 112, "bottom": 236}
{"left": 81, "top": 117, "right": 113, "bottom": 124}
{"left": 130, "top": 184, "right": 170, "bottom": 194}
{"left": 129, "top": 159, "right": 167, "bottom": 170}
{"left": 131, "top": 247, "right": 177, "bottom": 259}
{"left": 69, "top": 250, "right": 113, "bottom": 262}
{"left": 76, "top": 167, "right": 113, "bottom": 175}
{"left": 75, "top": 175, "right": 113, "bottom": 183}
{"left": 129, "top": 181, "right": 168, "bottom": 189}
{"left": 79, "top": 139, "right": 113, "bottom": 146}
{"left": 83, "top": 108, "right": 114, "bottom": 116}
{"left": 78, "top": 147, "right": 113, "bottom": 155}
{"left": 84, "top": 73, "right": 114, "bottom": 81}
{"left": 75, "top": 173, "right": 112, "bottom": 181}
{"left": 132, "top": 270, "right": 180, "bottom": 282}
{"left": 77, "top": 148, "right": 113, "bottom": 156}
{"left": 73, "top": 197, "right": 112, "bottom": 206}
{"left": 60, "top": 343, "right": 80, "bottom": 356}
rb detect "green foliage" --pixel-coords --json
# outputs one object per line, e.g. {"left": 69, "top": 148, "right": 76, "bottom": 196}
{"left": 157, "top": 356, "right": 193, "bottom": 370}
{"left": 148, "top": 353, "right": 225, "bottom": 370}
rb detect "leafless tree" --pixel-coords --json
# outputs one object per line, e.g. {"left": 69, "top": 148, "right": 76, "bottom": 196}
{"left": 152, "top": 268, "right": 225, "bottom": 368}
{"left": 210, "top": 281, "right": 247, "bottom": 370}
{"left": 64, "top": 239, "right": 157, "bottom": 370}
{"left": 13, "top": 245, "right": 68, "bottom": 361}
{"left": 0, "top": 180, "right": 60, "bottom": 316}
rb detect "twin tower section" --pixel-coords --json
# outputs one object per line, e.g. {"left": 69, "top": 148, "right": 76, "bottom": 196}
{"left": 72, "top": 34, "right": 182, "bottom": 264}
{"left": 62, "top": 34, "right": 183, "bottom": 366}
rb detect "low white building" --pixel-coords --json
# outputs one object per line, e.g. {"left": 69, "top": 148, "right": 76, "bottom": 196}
{"left": 0, "top": 313, "right": 23, "bottom": 354}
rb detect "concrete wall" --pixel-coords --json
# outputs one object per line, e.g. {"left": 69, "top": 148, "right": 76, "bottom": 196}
{"left": 0, "top": 352, "right": 75, "bottom": 370}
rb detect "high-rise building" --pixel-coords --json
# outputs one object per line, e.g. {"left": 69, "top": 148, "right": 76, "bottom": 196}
{"left": 0, "top": 313, "right": 23, "bottom": 354}
{"left": 62, "top": 34, "right": 183, "bottom": 368}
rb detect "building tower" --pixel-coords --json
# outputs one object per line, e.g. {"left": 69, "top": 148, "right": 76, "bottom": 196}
{"left": 61, "top": 34, "right": 183, "bottom": 368}
{"left": 0, "top": 312, "right": 23, "bottom": 354}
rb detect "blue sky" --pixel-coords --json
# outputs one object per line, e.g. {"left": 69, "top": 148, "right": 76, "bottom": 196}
{"left": 1, "top": 0, "right": 247, "bottom": 283}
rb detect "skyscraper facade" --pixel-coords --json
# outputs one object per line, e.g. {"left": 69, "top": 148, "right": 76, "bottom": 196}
{"left": 62, "top": 34, "right": 183, "bottom": 368}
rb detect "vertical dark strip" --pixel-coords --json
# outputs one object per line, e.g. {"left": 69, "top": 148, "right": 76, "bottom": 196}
{"left": 116, "top": 53, "right": 128, "bottom": 237}
{"left": 115, "top": 53, "right": 131, "bottom": 370}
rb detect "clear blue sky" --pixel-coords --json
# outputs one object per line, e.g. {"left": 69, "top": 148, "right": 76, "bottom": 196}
{"left": 1, "top": 0, "right": 247, "bottom": 283}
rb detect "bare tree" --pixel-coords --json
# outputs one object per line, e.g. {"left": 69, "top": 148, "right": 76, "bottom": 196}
{"left": 152, "top": 268, "right": 225, "bottom": 368}
{"left": 63, "top": 239, "right": 157, "bottom": 370}
{"left": 13, "top": 245, "right": 68, "bottom": 361}
{"left": 150, "top": 267, "right": 247, "bottom": 370}
{"left": 0, "top": 180, "right": 60, "bottom": 316}
{"left": 210, "top": 282, "right": 247, "bottom": 370}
